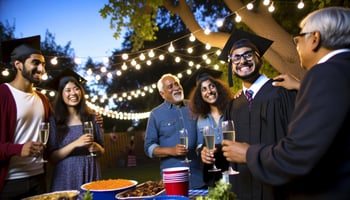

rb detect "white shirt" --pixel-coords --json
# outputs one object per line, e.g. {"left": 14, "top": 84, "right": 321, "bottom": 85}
{"left": 242, "top": 74, "right": 270, "bottom": 99}
{"left": 318, "top": 48, "right": 350, "bottom": 64}
{"left": 6, "top": 83, "right": 45, "bottom": 180}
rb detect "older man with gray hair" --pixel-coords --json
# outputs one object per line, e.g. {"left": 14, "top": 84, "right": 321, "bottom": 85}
{"left": 144, "top": 73, "right": 205, "bottom": 190}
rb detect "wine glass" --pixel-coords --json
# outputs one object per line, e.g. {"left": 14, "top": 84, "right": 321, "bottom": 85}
{"left": 179, "top": 128, "right": 191, "bottom": 163}
{"left": 222, "top": 120, "right": 239, "bottom": 175}
{"left": 83, "top": 121, "right": 96, "bottom": 157}
{"left": 203, "top": 126, "right": 221, "bottom": 172}
{"left": 36, "top": 122, "right": 50, "bottom": 163}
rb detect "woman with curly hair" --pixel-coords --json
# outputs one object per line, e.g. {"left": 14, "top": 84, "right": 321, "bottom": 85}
{"left": 188, "top": 72, "right": 234, "bottom": 187}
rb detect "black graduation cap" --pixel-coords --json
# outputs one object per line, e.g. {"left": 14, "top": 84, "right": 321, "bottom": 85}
{"left": 218, "top": 29, "right": 273, "bottom": 62}
{"left": 218, "top": 29, "right": 273, "bottom": 86}
{"left": 1, "top": 35, "right": 42, "bottom": 63}
{"left": 43, "top": 68, "right": 87, "bottom": 91}
{"left": 183, "top": 67, "right": 222, "bottom": 97}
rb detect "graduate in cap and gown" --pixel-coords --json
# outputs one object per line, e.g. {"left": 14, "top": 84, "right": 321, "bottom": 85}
{"left": 44, "top": 68, "right": 105, "bottom": 192}
{"left": 219, "top": 29, "right": 297, "bottom": 200}
{"left": 0, "top": 35, "right": 53, "bottom": 199}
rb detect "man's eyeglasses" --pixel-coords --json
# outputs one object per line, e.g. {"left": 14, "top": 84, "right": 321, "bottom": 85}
{"left": 293, "top": 32, "right": 312, "bottom": 45}
{"left": 228, "top": 50, "right": 255, "bottom": 64}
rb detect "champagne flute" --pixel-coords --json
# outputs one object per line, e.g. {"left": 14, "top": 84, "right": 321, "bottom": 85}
{"left": 36, "top": 122, "right": 50, "bottom": 163}
{"left": 222, "top": 120, "right": 239, "bottom": 175}
{"left": 179, "top": 128, "right": 191, "bottom": 163}
{"left": 203, "top": 126, "right": 221, "bottom": 172}
{"left": 83, "top": 121, "right": 96, "bottom": 157}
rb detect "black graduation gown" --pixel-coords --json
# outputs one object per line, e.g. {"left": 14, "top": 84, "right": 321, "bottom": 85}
{"left": 224, "top": 79, "right": 297, "bottom": 200}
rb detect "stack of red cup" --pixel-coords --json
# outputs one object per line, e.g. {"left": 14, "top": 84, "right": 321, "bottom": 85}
{"left": 162, "top": 167, "right": 189, "bottom": 197}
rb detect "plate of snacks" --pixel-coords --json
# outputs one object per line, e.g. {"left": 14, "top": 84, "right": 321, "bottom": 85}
{"left": 116, "top": 180, "right": 165, "bottom": 199}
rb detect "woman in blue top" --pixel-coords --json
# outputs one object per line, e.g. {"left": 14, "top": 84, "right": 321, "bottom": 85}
{"left": 47, "top": 74, "right": 105, "bottom": 192}
{"left": 189, "top": 73, "right": 234, "bottom": 187}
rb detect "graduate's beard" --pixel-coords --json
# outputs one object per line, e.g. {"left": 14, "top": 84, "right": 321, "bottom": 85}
{"left": 234, "top": 60, "right": 262, "bottom": 84}
{"left": 22, "top": 65, "right": 41, "bottom": 84}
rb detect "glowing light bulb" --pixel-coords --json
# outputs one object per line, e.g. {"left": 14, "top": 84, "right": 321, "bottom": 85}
{"left": 189, "top": 34, "right": 196, "bottom": 42}
{"left": 49, "top": 91, "right": 55, "bottom": 97}
{"left": 263, "top": 0, "right": 270, "bottom": 6}
{"left": 139, "top": 53, "right": 146, "bottom": 60}
{"left": 122, "top": 53, "right": 128, "bottom": 60}
{"left": 2, "top": 69, "right": 9, "bottom": 76}
{"left": 42, "top": 73, "right": 48, "bottom": 80}
{"left": 204, "top": 27, "right": 211, "bottom": 35}
{"left": 50, "top": 57, "right": 58, "bottom": 65}
{"left": 74, "top": 58, "right": 82, "bottom": 65}
{"left": 121, "top": 62, "right": 127, "bottom": 70}
{"left": 235, "top": 13, "right": 242, "bottom": 22}
{"left": 205, "top": 43, "right": 211, "bottom": 50}
{"left": 131, "top": 59, "right": 137, "bottom": 66}
{"left": 148, "top": 49, "right": 155, "bottom": 58}
{"left": 187, "top": 47, "right": 193, "bottom": 54}
{"left": 246, "top": 3, "right": 254, "bottom": 10}
{"left": 95, "top": 74, "right": 101, "bottom": 81}
{"left": 159, "top": 54, "right": 165, "bottom": 60}
{"left": 216, "top": 18, "right": 224, "bottom": 27}
{"left": 297, "top": 0, "right": 304, "bottom": 9}
{"left": 100, "top": 66, "right": 107, "bottom": 73}
{"left": 168, "top": 43, "right": 175, "bottom": 52}
{"left": 268, "top": 2, "right": 275, "bottom": 12}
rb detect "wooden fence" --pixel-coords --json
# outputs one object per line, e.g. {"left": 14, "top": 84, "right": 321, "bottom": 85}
{"left": 99, "top": 131, "right": 152, "bottom": 168}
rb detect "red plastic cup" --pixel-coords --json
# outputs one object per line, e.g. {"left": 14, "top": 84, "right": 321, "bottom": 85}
{"left": 164, "top": 181, "right": 189, "bottom": 196}
{"left": 163, "top": 167, "right": 189, "bottom": 197}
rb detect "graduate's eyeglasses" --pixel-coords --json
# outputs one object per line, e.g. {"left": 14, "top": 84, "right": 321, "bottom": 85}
{"left": 293, "top": 32, "right": 312, "bottom": 45}
{"left": 228, "top": 50, "right": 255, "bottom": 64}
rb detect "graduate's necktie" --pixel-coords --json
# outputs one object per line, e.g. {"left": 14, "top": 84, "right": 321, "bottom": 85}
{"left": 245, "top": 90, "right": 254, "bottom": 105}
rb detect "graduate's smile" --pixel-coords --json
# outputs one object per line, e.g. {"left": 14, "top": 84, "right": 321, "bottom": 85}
{"left": 236, "top": 62, "right": 255, "bottom": 76}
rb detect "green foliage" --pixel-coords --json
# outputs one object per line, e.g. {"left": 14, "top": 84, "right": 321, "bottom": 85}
{"left": 83, "top": 190, "right": 93, "bottom": 200}
{"left": 0, "top": 21, "right": 15, "bottom": 42}
{"left": 42, "top": 31, "right": 75, "bottom": 66}
{"left": 99, "top": 0, "right": 163, "bottom": 51}
{"left": 196, "top": 179, "right": 237, "bottom": 200}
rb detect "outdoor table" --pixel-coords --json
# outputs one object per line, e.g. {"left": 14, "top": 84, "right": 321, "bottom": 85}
{"left": 188, "top": 189, "right": 208, "bottom": 198}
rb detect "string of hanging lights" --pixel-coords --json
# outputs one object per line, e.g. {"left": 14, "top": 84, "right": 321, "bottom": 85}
{"left": 0, "top": 0, "right": 307, "bottom": 120}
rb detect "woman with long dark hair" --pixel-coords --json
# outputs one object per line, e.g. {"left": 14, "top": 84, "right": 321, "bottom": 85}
{"left": 47, "top": 75, "right": 105, "bottom": 191}
{"left": 189, "top": 73, "right": 234, "bottom": 187}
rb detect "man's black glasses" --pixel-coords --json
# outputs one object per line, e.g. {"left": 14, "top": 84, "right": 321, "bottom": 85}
{"left": 228, "top": 50, "right": 255, "bottom": 64}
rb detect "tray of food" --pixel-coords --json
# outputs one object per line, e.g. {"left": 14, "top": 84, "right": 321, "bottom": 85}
{"left": 22, "top": 190, "right": 80, "bottom": 200}
{"left": 116, "top": 180, "right": 165, "bottom": 199}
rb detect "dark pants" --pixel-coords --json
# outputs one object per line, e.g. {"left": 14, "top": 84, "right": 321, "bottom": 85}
{"left": 0, "top": 173, "right": 46, "bottom": 200}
